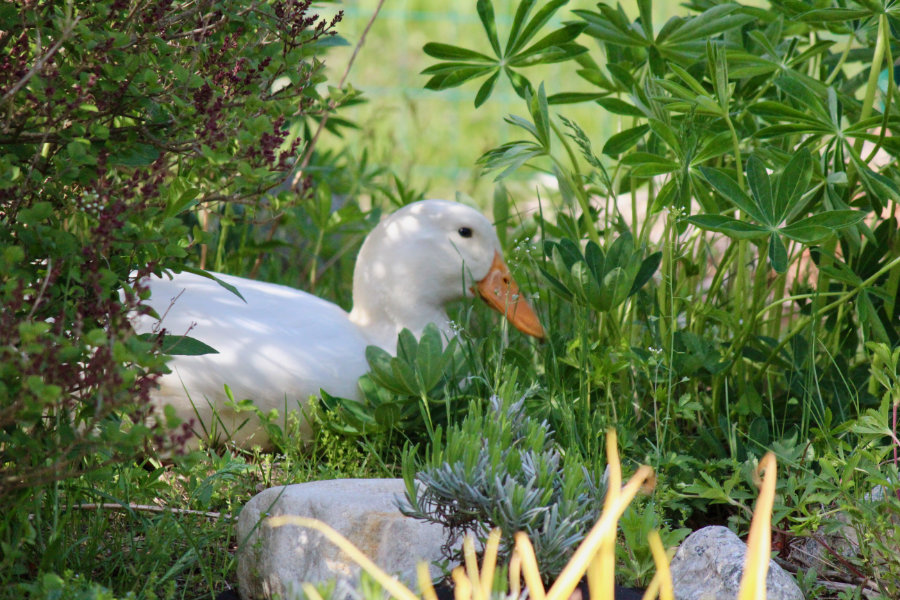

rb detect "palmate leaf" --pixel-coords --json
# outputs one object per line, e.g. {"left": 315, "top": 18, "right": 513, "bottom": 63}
{"left": 510, "top": 23, "right": 586, "bottom": 64}
{"left": 774, "top": 149, "right": 813, "bottom": 220}
{"left": 422, "top": 0, "right": 582, "bottom": 106}
{"left": 575, "top": 6, "right": 648, "bottom": 48}
{"left": 508, "top": 0, "right": 568, "bottom": 56}
{"left": 698, "top": 167, "right": 768, "bottom": 223}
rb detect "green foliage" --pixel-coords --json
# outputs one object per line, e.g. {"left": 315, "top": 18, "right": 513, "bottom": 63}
{"left": 420, "top": 0, "right": 900, "bottom": 593}
{"left": 320, "top": 325, "right": 482, "bottom": 442}
{"left": 0, "top": 0, "right": 365, "bottom": 593}
{"left": 400, "top": 393, "right": 608, "bottom": 583}
{"left": 541, "top": 231, "right": 661, "bottom": 312}
{"left": 421, "top": 0, "right": 587, "bottom": 107}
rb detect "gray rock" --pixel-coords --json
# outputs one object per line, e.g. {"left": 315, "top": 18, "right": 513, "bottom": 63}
{"left": 237, "top": 478, "right": 446, "bottom": 600}
{"left": 670, "top": 526, "right": 803, "bottom": 600}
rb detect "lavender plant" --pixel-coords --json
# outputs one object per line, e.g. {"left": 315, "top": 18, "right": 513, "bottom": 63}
{"left": 400, "top": 394, "right": 607, "bottom": 583}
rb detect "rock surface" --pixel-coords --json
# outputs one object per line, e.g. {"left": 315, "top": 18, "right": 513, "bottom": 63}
{"left": 237, "top": 478, "right": 445, "bottom": 600}
{"left": 670, "top": 526, "right": 803, "bottom": 600}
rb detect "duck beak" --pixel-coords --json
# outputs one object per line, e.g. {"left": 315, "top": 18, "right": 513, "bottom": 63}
{"left": 473, "top": 251, "right": 545, "bottom": 339}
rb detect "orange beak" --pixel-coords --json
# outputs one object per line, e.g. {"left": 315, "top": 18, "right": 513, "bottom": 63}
{"left": 473, "top": 251, "right": 545, "bottom": 339}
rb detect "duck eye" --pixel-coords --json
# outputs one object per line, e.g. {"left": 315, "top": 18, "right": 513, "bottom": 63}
{"left": 458, "top": 227, "right": 473, "bottom": 238}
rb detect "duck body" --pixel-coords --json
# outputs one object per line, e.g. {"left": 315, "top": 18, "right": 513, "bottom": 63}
{"left": 138, "top": 271, "right": 371, "bottom": 444}
{"left": 138, "top": 199, "right": 544, "bottom": 448}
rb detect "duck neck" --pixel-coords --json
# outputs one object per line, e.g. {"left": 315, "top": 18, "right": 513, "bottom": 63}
{"left": 349, "top": 296, "right": 451, "bottom": 355}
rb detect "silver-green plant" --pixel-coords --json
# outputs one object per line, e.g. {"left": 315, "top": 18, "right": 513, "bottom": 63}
{"left": 399, "top": 393, "right": 607, "bottom": 582}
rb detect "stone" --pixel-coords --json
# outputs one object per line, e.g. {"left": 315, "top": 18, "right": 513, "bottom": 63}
{"left": 669, "top": 526, "right": 803, "bottom": 600}
{"left": 237, "top": 478, "right": 446, "bottom": 600}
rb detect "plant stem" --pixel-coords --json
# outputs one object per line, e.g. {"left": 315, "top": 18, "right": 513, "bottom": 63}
{"left": 550, "top": 121, "right": 601, "bottom": 245}
{"left": 761, "top": 253, "right": 900, "bottom": 372}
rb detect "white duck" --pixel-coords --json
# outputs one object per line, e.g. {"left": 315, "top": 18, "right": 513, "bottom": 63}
{"left": 137, "top": 199, "right": 544, "bottom": 448}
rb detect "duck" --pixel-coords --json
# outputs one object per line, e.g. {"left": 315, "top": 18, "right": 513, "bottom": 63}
{"left": 136, "top": 199, "right": 545, "bottom": 448}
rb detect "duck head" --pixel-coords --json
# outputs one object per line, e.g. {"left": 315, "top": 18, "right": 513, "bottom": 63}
{"left": 348, "top": 199, "right": 545, "bottom": 351}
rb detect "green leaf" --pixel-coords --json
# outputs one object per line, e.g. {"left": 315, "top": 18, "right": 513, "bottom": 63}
{"left": 780, "top": 210, "right": 865, "bottom": 243}
{"left": 602, "top": 124, "right": 649, "bottom": 156}
{"left": 855, "top": 163, "right": 900, "bottom": 212}
{"left": 423, "top": 43, "right": 494, "bottom": 62}
{"left": 511, "top": 23, "right": 587, "bottom": 65}
{"left": 669, "top": 63, "right": 708, "bottom": 97}
{"left": 685, "top": 215, "right": 769, "bottom": 239}
{"left": 548, "top": 92, "right": 604, "bottom": 104}
{"left": 529, "top": 83, "right": 551, "bottom": 149}
{"left": 663, "top": 4, "right": 753, "bottom": 44}
{"left": 746, "top": 155, "right": 774, "bottom": 222}
{"left": 774, "top": 149, "right": 813, "bottom": 219}
{"left": 575, "top": 7, "right": 649, "bottom": 48}
{"left": 477, "top": 0, "right": 502, "bottom": 57}
{"left": 648, "top": 119, "right": 682, "bottom": 154}
{"left": 506, "top": 0, "right": 538, "bottom": 56}
{"left": 630, "top": 252, "right": 661, "bottom": 296}
{"left": 109, "top": 144, "right": 160, "bottom": 167}
{"left": 415, "top": 324, "right": 445, "bottom": 391}
{"left": 774, "top": 76, "right": 828, "bottom": 120}
{"left": 505, "top": 66, "right": 533, "bottom": 98}
{"left": 391, "top": 359, "right": 420, "bottom": 396}
{"left": 584, "top": 240, "right": 605, "bottom": 282}
{"left": 601, "top": 266, "right": 632, "bottom": 310}
{"left": 621, "top": 152, "right": 679, "bottom": 177}
{"left": 595, "top": 97, "right": 645, "bottom": 116}
{"left": 798, "top": 8, "right": 872, "bottom": 22}
{"left": 424, "top": 66, "right": 494, "bottom": 90}
{"left": 699, "top": 167, "right": 767, "bottom": 223}
{"left": 768, "top": 234, "right": 788, "bottom": 273}
{"left": 475, "top": 69, "right": 501, "bottom": 107}
{"left": 165, "top": 186, "right": 201, "bottom": 218}
{"left": 140, "top": 333, "right": 219, "bottom": 356}
{"left": 177, "top": 267, "right": 246, "bottom": 302}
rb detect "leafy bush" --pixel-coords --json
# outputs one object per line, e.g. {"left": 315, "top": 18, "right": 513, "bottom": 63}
{"left": 418, "top": 0, "right": 900, "bottom": 592}
{"left": 0, "top": 0, "right": 355, "bottom": 591}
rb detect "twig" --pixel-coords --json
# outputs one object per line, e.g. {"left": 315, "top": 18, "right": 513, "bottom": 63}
{"left": 2, "top": 16, "right": 82, "bottom": 104}
{"left": 26, "top": 258, "right": 53, "bottom": 320}
{"left": 816, "top": 579, "right": 883, "bottom": 600}
{"left": 249, "top": 0, "right": 385, "bottom": 279}
{"left": 72, "top": 502, "right": 231, "bottom": 520}
{"left": 287, "top": 0, "right": 386, "bottom": 190}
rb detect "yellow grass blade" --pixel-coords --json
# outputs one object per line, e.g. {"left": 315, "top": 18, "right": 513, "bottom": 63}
{"left": 463, "top": 534, "right": 483, "bottom": 600}
{"left": 301, "top": 583, "right": 325, "bottom": 600}
{"left": 597, "top": 430, "right": 622, "bottom": 600}
{"left": 418, "top": 562, "right": 439, "bottom": 600}
{"left": 509, "top": 550, "right": 522, "bottom": 598}
{"left": 266, "top": 515, "right": 419, "bottom": 600}
{"left": 514, "top": 532, "right": 547, "bottom": 600}
{"left": 738, "top": 452, "right": 777, "bottom": 600}
{"left": 641, "top": 576, "right": 660, "bottom": 600}
{"left": 480, "top": 529, "right": 502, "bottom": 599}
{"left": 452, "top": 566, "right": 472, "bottom": 600}
{"left": 647, "top": 531, "right": 673, "bottom": 600}
{"left": 548, "top": 465, "right": 655, "bottom": 600}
